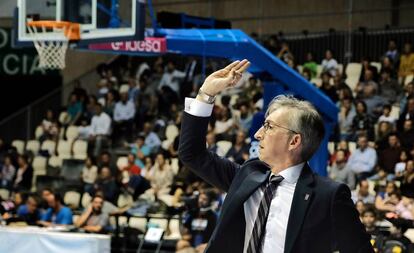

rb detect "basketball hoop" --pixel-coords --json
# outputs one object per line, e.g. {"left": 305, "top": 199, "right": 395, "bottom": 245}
{"left": 26, "top": 21, "right": 80, "bottom": 69}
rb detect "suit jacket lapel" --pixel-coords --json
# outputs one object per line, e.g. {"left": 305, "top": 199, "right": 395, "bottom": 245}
{"left": 284, "top": 163, "right": 315, "bottom": 253}
{"left": 224, "top": 160, "right": 270, "bottom": 217}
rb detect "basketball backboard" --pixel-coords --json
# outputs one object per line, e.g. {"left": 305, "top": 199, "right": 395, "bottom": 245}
{"left": 14, "top": 0, "right": 145, "bottom": 47}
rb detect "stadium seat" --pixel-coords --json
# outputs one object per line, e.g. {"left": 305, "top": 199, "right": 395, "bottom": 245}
{"left": 0, "top": 189, "right": 10, "bottom": 200}
{"left": 57, "top": 140, "right": 72, "bottom": 159}
{"left": 370, "top": 62, "right": 381, "bottom": 73}
{"left": 64, "top": 191, "right": 81, "bottom": 209}
{"left": 217, "top": 140, "right": 232, "bottom": 155}
{"left": 40, "top": 140, "right": 56, "bottom": 156}
{"left": 116, "top": 156, "right": 128, "bottom": 171}
{"left": 165, "top": 124, "right": 179, "bottom": 141}
{"left": 170, "top": 158, "right": 180, "bottom": 175}
{"left": 345, "top": 63, "right": 362, "bottom": 92}
{"left": 72, "top": 214, "right": 80, "bottom": 224}
{"left": 348, "top": 141, "right": 357, "bottom": 153}
{"left": 164, "top": 217, "right": 181, "bottom": 240}
{"left": 48, "top": 156, "right": 63, "bottom": 168}
{"left": 34, "top": 126, "right": 44, "bottom": 139}
{"left": 148, "top": 218, "right": 168, "bottom": 231}
{"left": 405, "top": 74, "right": 414, "bottom": 85}
{"left": 26, "top": 140, "right": 40, "bottom": 155}
{"left": 129, "top": 217, "right": 147, "bottom": 233}
{"left": 81, "top": 192, "right": 92, "bottom": 208}
{"left": 391, "top": 105, "right": 400, "bottom": 118}
{"left": 337, "top": 64, "right": 343, "bottom": 75}
{"left": 58, "top": 111, "right": 70, "bottom": 125}
{"left": 117, "top": 193, "right": 133, "bottom": 208}
{"left": 32, "top": 156, "right": 47, "bottom": 174}
{"left": 73, "top": 140, "right": 88, "bottom": 160}
{"left": 310, "top": 78, "right": 322, "bottom": 87}
{"left": 12, "top": 140, "right": 25, "bottom": 154}
{"left": 316, "top": 65, "right": 323, "bottom": 77}
{"left": 327, "top": 142, "right": 335, "bottom": 154}
{"left": 66, "top": 126, "right": 79, "bottom": 141}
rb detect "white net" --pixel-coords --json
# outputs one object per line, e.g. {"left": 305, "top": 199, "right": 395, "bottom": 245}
{"left": 27, "top": 24, "right": 70, "bottom": 69}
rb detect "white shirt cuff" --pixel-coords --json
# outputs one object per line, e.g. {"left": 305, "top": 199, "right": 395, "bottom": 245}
{"left": 184, "top": 97, "right": 214, "bottom": 117}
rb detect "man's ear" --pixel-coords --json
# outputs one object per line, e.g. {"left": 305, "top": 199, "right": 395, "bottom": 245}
{"left": 288, "top": 134, "right": 302, "bottom": 151}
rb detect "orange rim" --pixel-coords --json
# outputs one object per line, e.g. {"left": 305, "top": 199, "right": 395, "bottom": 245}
{"left": 27, "top": 20, "right": 81, "bottom": 41}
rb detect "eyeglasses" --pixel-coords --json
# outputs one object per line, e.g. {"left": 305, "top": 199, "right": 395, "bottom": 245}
{"left": 262, "top": 121, "right": 299, "bottom": 135}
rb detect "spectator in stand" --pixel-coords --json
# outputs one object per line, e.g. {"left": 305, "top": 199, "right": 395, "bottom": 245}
{"left": 379, "top": 69, "right": 402, "bottom": 104}
{"left": 127, "top": 77, "right": 140, "bottom": 104}
{"left": 16, "top": 194, "right": 41, "bottom": 225}
{"left": 356, "top": 68, "right": 379, "bottom": 99}
{"left": 140, "top": 122, "right": 161, "bottom": 154}
{"left": 400, "top": 120, "right": 414, "bottom": 150}
{"left": 233, "top": 102, "right": 253, "bottom": 133}
{"left": 398, "top": 42, "right": 414, "bottom": 83}
{"left": 319, "top": 72, "right": 338, "bottom": 102}
{"left": 378, "top": 104, "right": 397, "bottom": 126}
{"left": 158, "top": 61, "right": 185, "bottom": 109}
{"left": 394, "top": 150, "right": 410, "bottom": 178}
{"left": 361, "top": 207, "right": 380, "bottom": 238}
{"left": 75, "top": 195, "right": 109, "bottom": 233}
{"left": 81, "top": 156, "right": 98, "bottom": 195}
{"left": 39, "top": 192, "right": 73, "bottom": 226}
{"left": 277, "top": 41, "right": 294, "bottom": 64}
{"left": 362, "top": 84, "right": 385, "bottom": 120}
{"left": 0, "top": 155, "right": 15, "bottom": 190}
{"left": 225, "top": 130, "right": 250, "bottom": 165}
{"left": 103, "top": 90, "right": 118, "bottom": 118}
{"left": 345, "top": 135, "right": 377, "bottom": 179}
{"left": 398, "top": 97, "right": 414, "bottom": 132}
{"left": 302, "top": 68, "right": 312, "bottom": 82}
{"left": 401, "top": 160, "right": 414, "bottom": 194}
{"left": 97, "top": 151, "right": 117, "bottom": 175}
{"left": 89, "top": 103, "right": 111, "bottom": 157}
{"left": 378, "top": 133, "right": 402, "bottom": 176}
{"left": 374, "top": 181, "right": 399, "bottom": 213}
{"left": 381, "top": 56, "right": 397, "bottom": 79}
{"left": 205, "top": 132, "right": 225, "bottom": 157}
{"left": 328, "top": 149, "right": 355, "bottom": 190}
{"left": 359, "top": 57, "right": 379, "bottom": 83}
{"left": 113, "top": 89, "right": 135, "bottom": 143}
{"left": 375, "top": 121, "right": 393, "bottom": 152}
{"left": 321, "top": 49, "right": 338, "bottom": 77}
{"left": 303, "top": 52, "right": 318, "bottom": 78}
{"left": 394, "top": 187, "right": 414, "bottom": 220}
{"left": 384, "top": 40, "right": 399, "bottom": 66}
{"left": 400, "top": 82, "right": 414, "bottom": 111}
{"left": 66, "top": 94, "right": 83, "bottom": 126}
{"left": 338, "top": 97, "right": 356, "bottom": 141}
{"left": 142, "top": 153, "right": 174, "bottom": 201}
{"left": 129, "top": 134, "right": 150, "bottom": 169}
{"left": 95, "top": 166, "right": 118, "bottom": 204}
{"left": 181, "top": 190, "right": 218, "bottom": 248}
{"left": 214, "top": 107, "right": 234, "bottom": 141}
{"left": 39, "top": 109, "right": 59, "bottom": 142}
{"left": 352, "top": 101, "right": 375, "bottom": 141}
{"left": 13, "top": 154, "right": 33, "bottom": 192}
{"left": 83, "top": 95, "right": 98, "bottom": 123}
{"left": 386, "top": 218, "right": 413, "bottom": 252}
{"left": 124, "top": 153, "right": 141, "bottom": 176}
{"left": 352, "top": 180, "right": 375, "bottom": 204}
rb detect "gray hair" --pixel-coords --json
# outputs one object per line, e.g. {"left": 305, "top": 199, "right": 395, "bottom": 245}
{"left": 265, "top": 94, "right": 325, "bottom": 161}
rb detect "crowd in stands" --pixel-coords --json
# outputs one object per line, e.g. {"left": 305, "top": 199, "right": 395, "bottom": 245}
{"left": 0, "top": 35, "right": 413, "bottom": 252}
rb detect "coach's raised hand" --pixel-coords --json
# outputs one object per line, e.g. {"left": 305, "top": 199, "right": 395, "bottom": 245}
{"left": 198, "top": 59, "right": 250, "bottom": 97}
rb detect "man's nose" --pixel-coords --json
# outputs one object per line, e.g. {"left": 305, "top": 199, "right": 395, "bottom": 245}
{"left": 254, "top": 128, "right": 263, "bottom": 140}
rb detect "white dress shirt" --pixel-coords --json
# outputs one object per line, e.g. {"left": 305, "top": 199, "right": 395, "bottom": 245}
{"left": 114, "top": 100, "right": 136, "bottom": 122}
{"left": 91, "top": 112, "right": 111, "bottom": 135}
{"left": 159, "top": 70, "right": 186, "bottom": 93}
{"left": 184, "top": 97, "right": 304, "bottom": 253}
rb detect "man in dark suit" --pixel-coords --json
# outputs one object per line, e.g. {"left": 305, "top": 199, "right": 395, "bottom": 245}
{"left": 178, "top": 59, "right": 374, "bottom": 253}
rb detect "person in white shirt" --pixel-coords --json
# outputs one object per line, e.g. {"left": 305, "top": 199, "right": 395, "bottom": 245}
{"left": 90, "top": 104, "right": 112, "bottom": 157}
{"left": 345, "top": 135, "right": 377, "bottom": 179}
{"left": 158, "top": 61, "right": 186, "bottom": 95}
{"left": 321, "top": 49, "right": 338, "bottom": 77}
{"left": 81, "top": 156, "right": 98, "bottom": 194}
{"left": 140, "top": 122, "right": 161, "bottom": 154}
{"left": 113, "top": 92, "right": 136, "bottom": 143}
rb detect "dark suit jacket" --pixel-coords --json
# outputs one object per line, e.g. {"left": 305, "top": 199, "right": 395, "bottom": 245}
{"left": 178, "top": 112, "right": 374, "bottom": 253}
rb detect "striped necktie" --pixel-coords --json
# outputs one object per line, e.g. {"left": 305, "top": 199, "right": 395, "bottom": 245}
{"left": 247, "top": 175, "right": 284, "bottom": 253}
